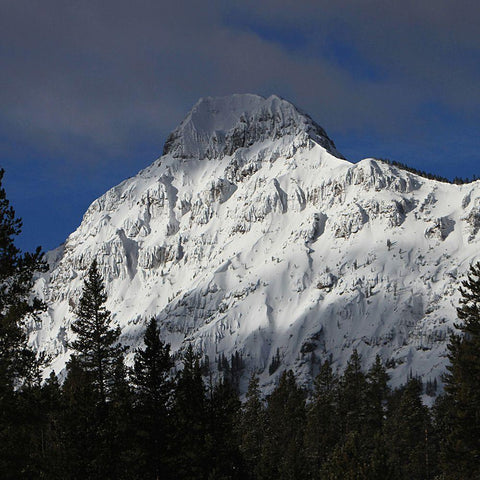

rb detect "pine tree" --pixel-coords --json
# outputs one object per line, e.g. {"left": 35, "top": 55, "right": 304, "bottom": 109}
{"left": 0, "top": 168, "right": 47, "bottom": 388}
{"left": 439, "top": 261, "right": 480, "bottom": 478}
{"left": 0, "top": 169, "right": 47, "bottom": 479}
{"left": 37, "top": 371, "right": 64, "bottom": 479}
{"left": 320, "top": 431, "right": 369, "bottom": 480}
{"left": 107, "top": 355, "right": 136, "bottom": 480}
{"left": 433, "top": 393, "right": 454, "bottom": 478}
{"left": 384, "top": 378, "right": 434, "bottom": 480}
{"left": 206, "top": 378, "right": 244, "bottom": 479}
{"left": 65, "top": 259, "right": 127, "bottom": 479}
{"left": 304, "top": 359, "right": 340, "bottom": 478}
{"left": 131, "top": 317, "right": 173, "bottom": 480}
{"left": 239, "top": 373, "right": 266, "bottom": 479}
{"left": 259, "top": 370, "right": 306, "bottom": 480}
{"left": 362, "top": 356, "right": 392, "bottom": 479}
{"left": 70, "top": 259, "right": 124, "bottom": 405}
{"left": 13, "top": 372, "right": 64, "bottom": 478}
{"left": 365, "top": 355, "right": 389, "bottom": 434}
{"left": 338, "top": 349, "right": 368, "bottom": 438}
{"left": 60, "top": 356, "right": 99, "bottom": 480}
{"left": 172, "top": 344, "right": 208, "bottom": 480}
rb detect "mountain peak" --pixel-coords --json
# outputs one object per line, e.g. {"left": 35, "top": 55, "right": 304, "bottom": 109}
{"left": 162, "top": 93, "right": 342, "bottom": 160}
{"left": 33, "top": 91, "right": 480, "bottom": 396}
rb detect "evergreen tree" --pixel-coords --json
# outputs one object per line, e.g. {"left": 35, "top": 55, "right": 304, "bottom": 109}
{"left": 172, "top": 344, "right": 208, "bottom": 480}
{"left": 432, "top": 393, "right": 454, "bottom": 478}
{"left": 366, "top": 355, "right": 390, "bottom": 432}
{"left": 259, "top": 370, "right": 306, "bottom": 480}
{"left": 131, "top": 317, "right": 173, "bottom": 479}
{"left": 60, "top": 356, "right": 99, "bottom": 480}
{"left": 320, "top": 431, "right": 369, "bottom": 480}
{"left": 304, "top": 360, "right": 340, "bottom": 478}
{"left": 0, "top": 169, "right": 47, "bottom": 479}
{"left": 37, "top": 371, "right": 64, "bottom": 479}
{"left": 59, "top": 356, "right": 133, "bottom": 480}
{"left": 107, "top": 355, "right": 136, "bottom": 479}
{"left": 70, "top": 259, "right": 124, "bottom": 406}
{"left": 10, "top": 372, "right": 64, "bottom": 479}
{"left": 0, "top": 168, "right": 47, "bottom": 390}
{"left": 206, "top": 378, "right": 244, "bottom": 479}
{"left": 362, "top": 356, "right": 392, "bottom": 479}
{"left": 239, "top": 373, "right": 266, "bottom": 480}
{"left": 439, "top": 261, "right": 480, "bottom": 478}
{"left": 64, "top": 259, "right": 128, "bottom": 479}
{"left": 384, "top": 378, "right": 434, "bottom": 480}
{"left": 337, "top": 349, "right": 368, "bottom": 438}
{"left": 365, "top": 355, "right": 390, "bottom": 435}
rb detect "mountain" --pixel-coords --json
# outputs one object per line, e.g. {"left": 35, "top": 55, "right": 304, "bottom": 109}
{"left": 30, "top": 93, "right": 480, "bottom": 393}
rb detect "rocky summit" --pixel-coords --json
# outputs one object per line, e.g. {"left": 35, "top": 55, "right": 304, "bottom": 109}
{"left": 30, "top": 93, "right": 480, "bottom": 393}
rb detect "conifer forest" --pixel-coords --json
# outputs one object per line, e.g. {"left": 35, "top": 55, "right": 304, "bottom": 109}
{"left": 2, "top": 164, "right": 480, "bottom": 480}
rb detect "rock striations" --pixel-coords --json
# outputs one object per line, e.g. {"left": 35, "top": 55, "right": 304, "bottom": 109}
{"left": 31, "top": 94, "right": 480, "bottom": 393}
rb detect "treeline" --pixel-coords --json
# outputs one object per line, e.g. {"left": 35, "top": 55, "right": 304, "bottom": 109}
{"left": 377, "top": 158, "right": 478, "bottom": 185}
{"left": 2, "top": 166, "right": 480, "bottom": 479}
{"left": 3, "top": 261, "right": 480, "bottom": 480}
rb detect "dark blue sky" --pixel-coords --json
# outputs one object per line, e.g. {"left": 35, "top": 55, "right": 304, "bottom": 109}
{"left": 1, "top": 1, "right": 479, "bottom": 253}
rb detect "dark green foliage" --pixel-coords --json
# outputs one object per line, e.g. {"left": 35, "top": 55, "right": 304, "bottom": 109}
{"left": 18, "top": 372, "right": 64, "bottom": 479}
{"left": 131, "top": 317, "right": 173, "bottom": 479}
{"left": 60, "top": 354, "right": 134, "bottom": 479}
{"left": 70, "top": 259, "right": 124, "bottom": 405}
{"left": 320, "top": 431, "right": 369, "bottom": 480}
{"left": 132, "top": 317, "right": 173, "bottom": 408}
{"left": 365, "top": 355, "right": 390, "bottom": 438}
{"left": 172, "top": 344, "right": 208, "bottom": 480}
{"left": 60, "top": 356, "right": 99, "bottom": 479}
{"left": 432, "top": 393, "right": 454, "bottom": 476}
{"left": 206, "top": 378, "right": 245, "bottom": 479}
{"left": 61, "top": 262, "right": 132, "bottom": 479}
{"left": 239, "top": 374, "right": 266, "bottom": 480}
{"left": 311, "top": 352, "right": 392, "bottom": 478}
{"left": 437, "top": 261, "right": 480, "bottom": 478}
{"left": 106, "top": 355, "right": 136, "bottom": 479}
{"left": 0, "top": 168, "right": 47, "bottom": 390}
{"left": 337, "top": 349, "right": 368, "bottom": 438}
{"left": 384, "top": 378, "right": 435, "bottom": 480}
{"left": 218, "top": 352, "right": 230, "bottom": 372}
{"left": 304, "top": 360, "right": 340, "bottom": 477}
{"left": 268, "top": 348, "right": 281, "bottom": 375}
{"left": 0, "top": 169, "right": 48, "bottom": 479}
{"left": 260, "top": 370, "right": 306, "bottom": 480}
{"left": 218, "top": 350, "right": 245, "bottom": 388}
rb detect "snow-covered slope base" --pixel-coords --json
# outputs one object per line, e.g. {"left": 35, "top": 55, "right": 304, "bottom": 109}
{"left": 31, "top": 94, "right": 480, "bottom": 392}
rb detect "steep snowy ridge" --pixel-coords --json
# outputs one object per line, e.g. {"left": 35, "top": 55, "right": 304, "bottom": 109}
{"left": 31, "top": 94, "right": 480, "bottom": 393}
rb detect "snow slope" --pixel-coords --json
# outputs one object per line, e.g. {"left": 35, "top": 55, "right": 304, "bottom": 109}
{"left": 30, "top": 94, "right": 480, "bottom": 392}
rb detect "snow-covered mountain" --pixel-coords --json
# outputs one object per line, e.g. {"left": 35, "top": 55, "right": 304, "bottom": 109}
{"left": 31, "top": 93, "right": 480, "bottom": 392}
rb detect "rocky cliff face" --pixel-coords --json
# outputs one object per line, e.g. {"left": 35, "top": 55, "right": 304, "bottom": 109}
{"left": 30, "top": 94, "right": 480, "bottom": 393}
